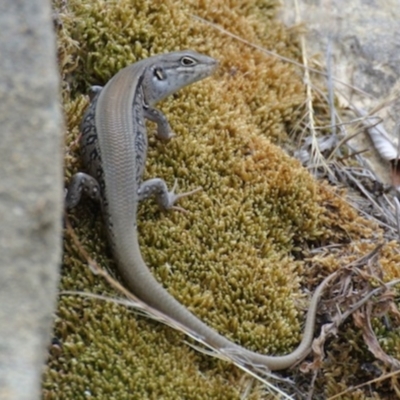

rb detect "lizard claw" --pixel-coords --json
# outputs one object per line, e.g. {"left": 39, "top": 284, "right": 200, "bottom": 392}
{"left": 167, "top": 180, "right": 202, "bottom": 211}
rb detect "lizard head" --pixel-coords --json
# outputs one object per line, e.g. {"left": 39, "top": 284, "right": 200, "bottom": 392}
{"left": 143, "top": 50, "right": 218, "bottom": 105}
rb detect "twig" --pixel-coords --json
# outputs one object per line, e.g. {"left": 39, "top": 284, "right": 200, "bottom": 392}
{"left": 293, "top": 0, "right": 331, "bottom": 176}
{"left": 327, "top": 369, "right": 400, "bottom": 400}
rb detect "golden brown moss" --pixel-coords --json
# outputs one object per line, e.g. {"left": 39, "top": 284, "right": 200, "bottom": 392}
{"left": 45, "top": 0, "right": 400, "bottom": 398}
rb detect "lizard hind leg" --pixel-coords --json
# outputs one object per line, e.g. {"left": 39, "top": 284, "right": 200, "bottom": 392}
{"left": 137, "top": 178, "right": 201, "bottom": 212}
{"left": 65, "top": 172, "right": 101, "bottom": 209}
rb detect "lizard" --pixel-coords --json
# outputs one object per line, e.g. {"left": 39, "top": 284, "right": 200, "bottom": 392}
{"left": 66, "top": 50, "right": 332, "bottom": 371}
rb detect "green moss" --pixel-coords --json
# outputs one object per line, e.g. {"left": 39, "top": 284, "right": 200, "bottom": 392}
{"left": 46, "top": 0, "right": 400, "bottom": 398}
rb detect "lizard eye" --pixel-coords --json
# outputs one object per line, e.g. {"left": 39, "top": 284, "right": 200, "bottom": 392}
{"left": 154, "top": 67, "right": 165, "bottom": 80}
{"left": 180, "top": 56, "right": 196, "bottom": 66}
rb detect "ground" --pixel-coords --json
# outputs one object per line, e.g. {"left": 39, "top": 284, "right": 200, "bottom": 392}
{"left": 43, "top": 0, "right": 400, "bottom": 398}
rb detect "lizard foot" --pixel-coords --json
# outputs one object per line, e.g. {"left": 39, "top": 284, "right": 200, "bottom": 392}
{"left": 167, "top": 180, "right": 202, "bottom": 212}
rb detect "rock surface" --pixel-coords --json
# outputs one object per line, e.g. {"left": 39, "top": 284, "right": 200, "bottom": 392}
{"left": 0, "top": 1, "right": 63, "bottom": 399}
{"left": 281, "top": 0, "right": 400, "bottom": 183}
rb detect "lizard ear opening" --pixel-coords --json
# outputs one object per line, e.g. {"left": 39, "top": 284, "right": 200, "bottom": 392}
{"left": 180, "top": 56, "right": 196, "bottom": 66}
{"left": 153, "top": 67, "right": 165, "bottom": 81}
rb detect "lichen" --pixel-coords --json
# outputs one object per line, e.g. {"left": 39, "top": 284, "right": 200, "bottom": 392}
{"left": 44, "top": 0, "right": 400, "bottom": 398}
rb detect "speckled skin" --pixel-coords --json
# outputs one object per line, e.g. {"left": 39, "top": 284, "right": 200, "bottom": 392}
{"left": 65, "top": 51, "right": 333, "bottom": 371}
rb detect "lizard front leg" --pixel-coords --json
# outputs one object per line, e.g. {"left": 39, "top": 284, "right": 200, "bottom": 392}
{"left": 141, "top": 101, "right": 198, "bottom": 210}
{"left": 138, "top": 179, "right": 201, "bottom": 212}
{"left": 143, "top": 105, "right": 175, "bottom": 141}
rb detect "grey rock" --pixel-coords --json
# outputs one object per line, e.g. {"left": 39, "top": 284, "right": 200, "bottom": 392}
{"left": 0, "top": 0, "right": 64, "bottom": 399}
{"left": 280, "top": 0, "right": 400, "bottom": 183}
